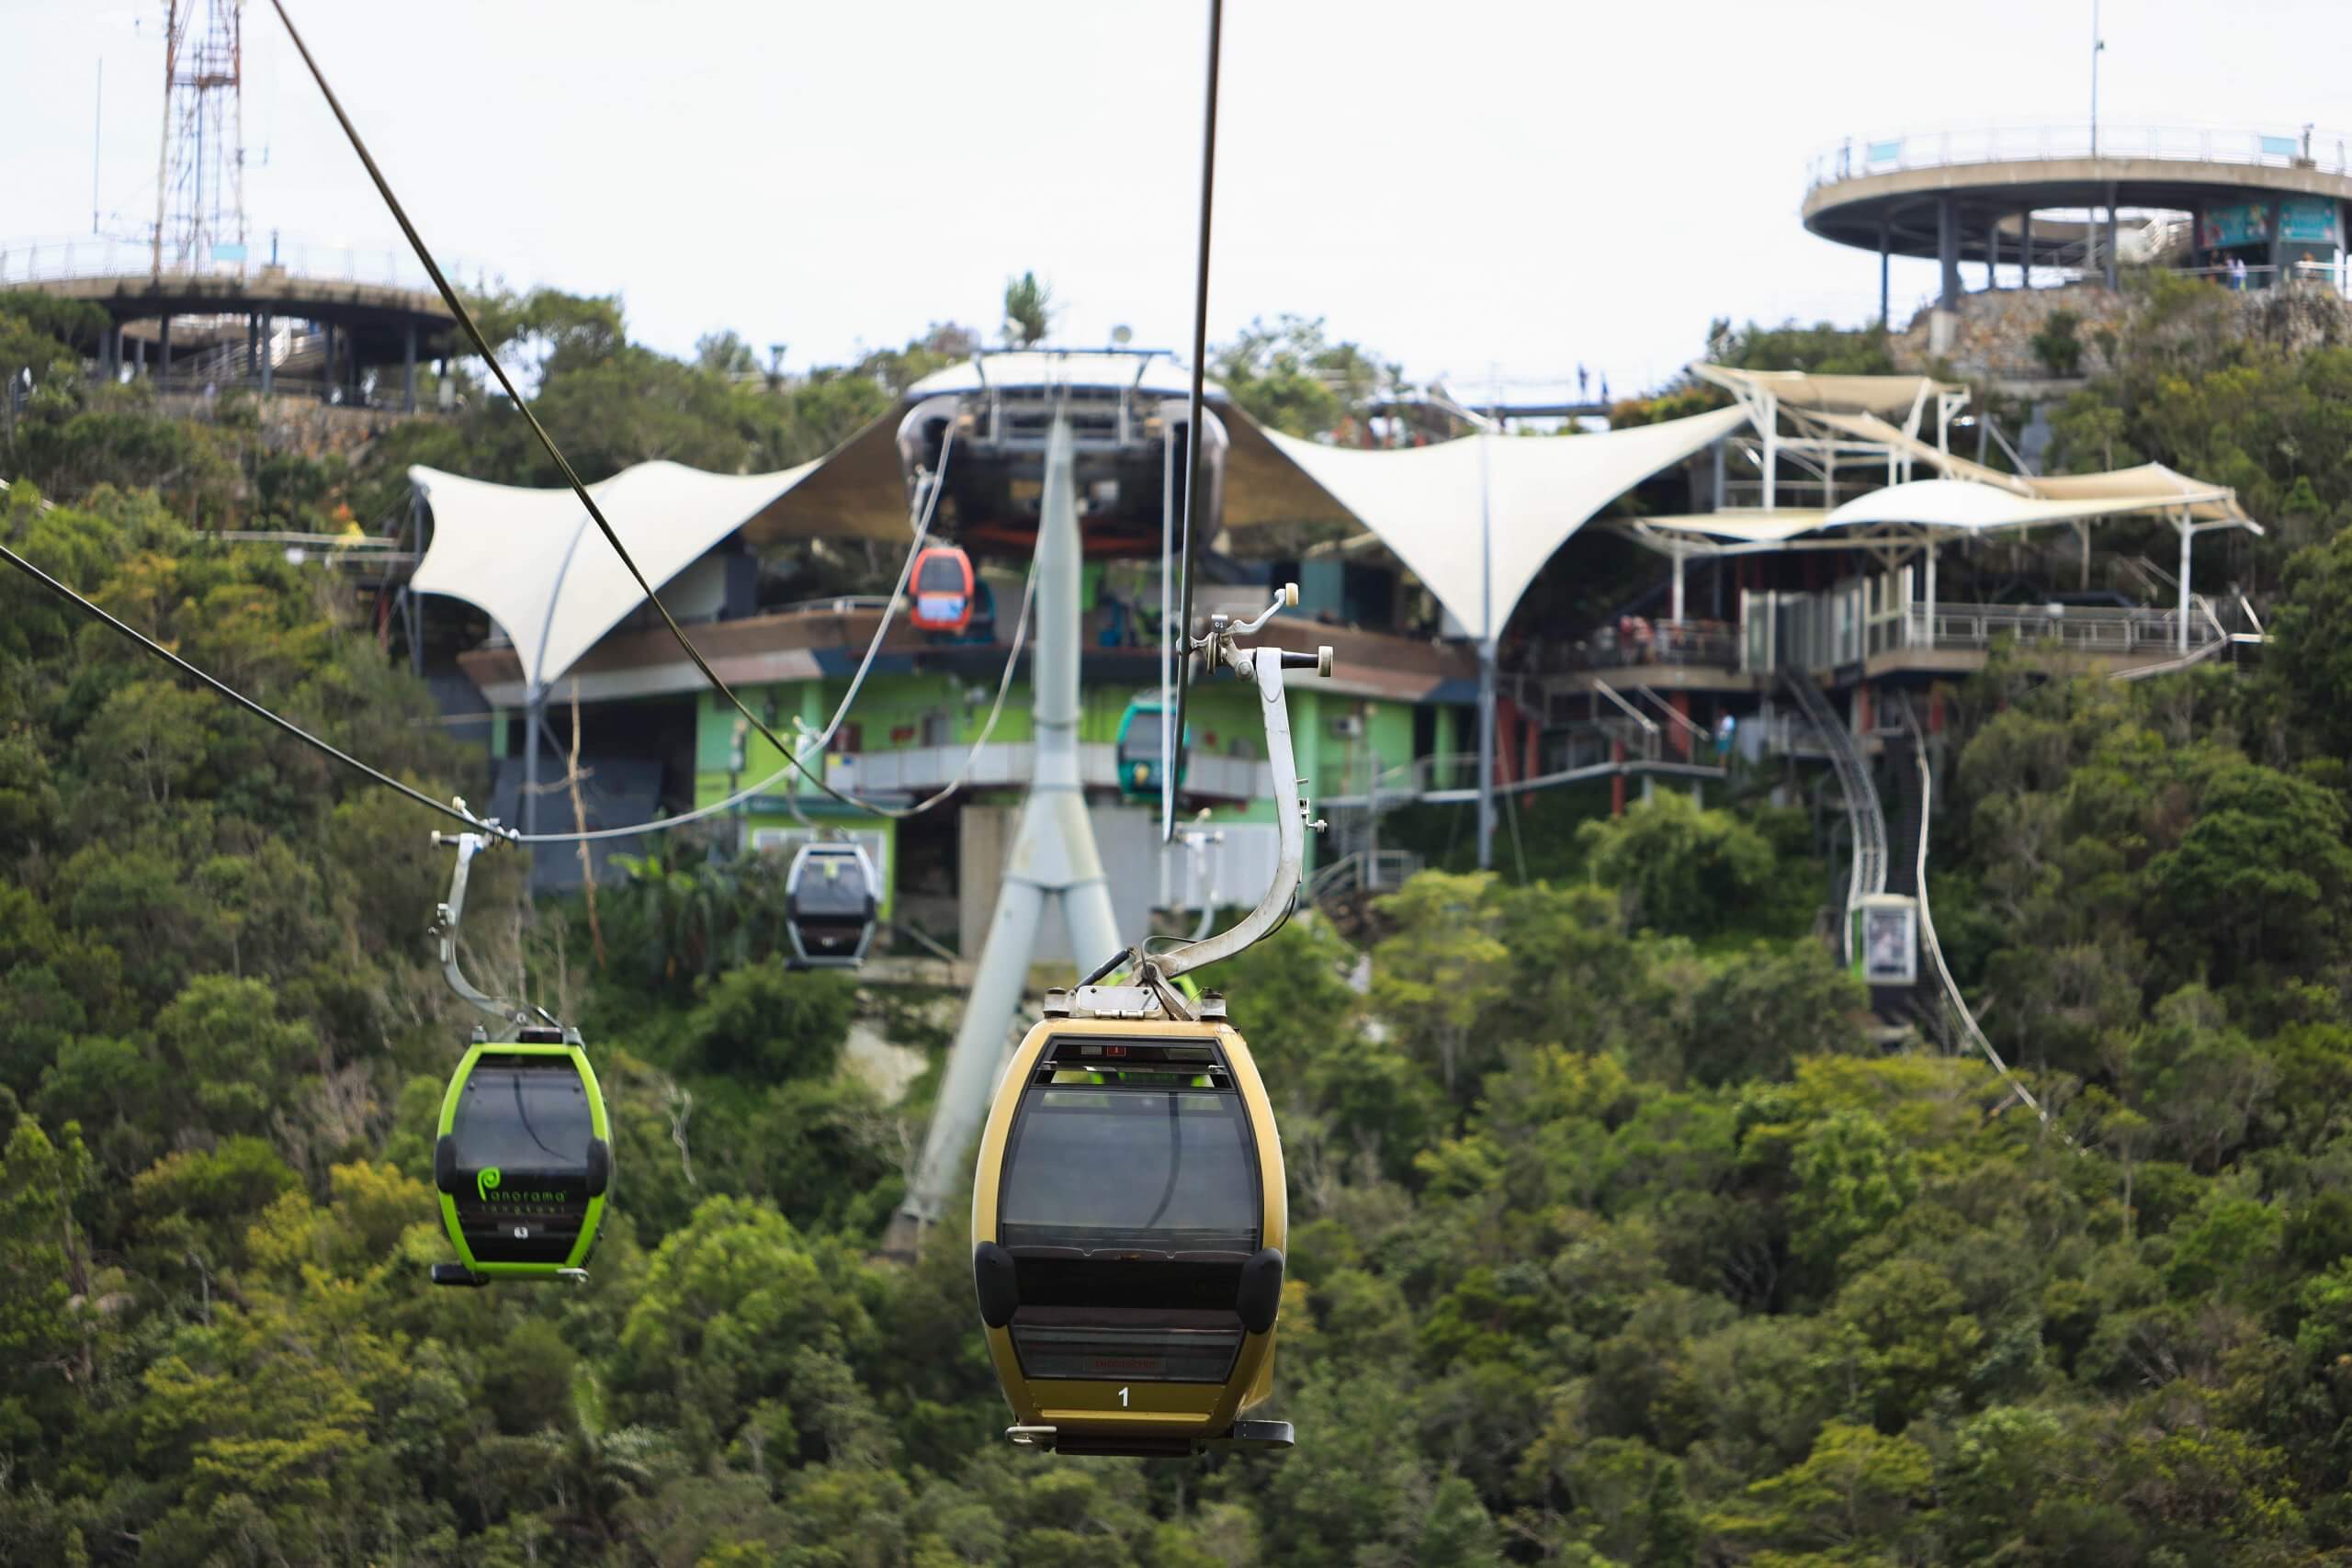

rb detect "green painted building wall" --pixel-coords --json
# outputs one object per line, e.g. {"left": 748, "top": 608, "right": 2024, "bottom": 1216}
{"left": 687, "top": 671, "right": 1452, "bottom": 901}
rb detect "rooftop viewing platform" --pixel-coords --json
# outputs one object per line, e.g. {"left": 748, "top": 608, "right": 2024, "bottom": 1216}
{"left": 1802, "top": 122, "right": 2352, "bottom": 319}
{"left": 2, "top": 232, "right": 464, "bottom": 410}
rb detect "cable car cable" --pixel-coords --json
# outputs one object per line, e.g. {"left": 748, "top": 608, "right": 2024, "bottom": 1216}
{"left": 1163, "top": 0, "right": 1224, "bottom": 847}
{"left": 506, "top": 426, "right": 976, "bottom": 841}
{"left": 266, "top": 0, "right": 922, "bottom": 824}
{"left": 510, "top": 1072, "right": 566, "bottom": 1163}
{"left": 1139, "top": 1092, "right": 1186, "bottom": 1232}
{"left": 0, "top": 539, "right": 504, "bottom": 840}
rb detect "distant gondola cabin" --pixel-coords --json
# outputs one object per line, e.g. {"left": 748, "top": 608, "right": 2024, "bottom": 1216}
{"left": 1114, "top": 697, "right": 1187, "bottom": 804}
{"left": 911, "top": 547, "right": 976, "bottom": 634}
{"left": 786, "top": 840, "right": 880, "bottom": 967}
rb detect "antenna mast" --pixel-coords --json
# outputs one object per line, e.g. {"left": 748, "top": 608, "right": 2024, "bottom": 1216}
{"left": 152, "top": 0, "right": 247, "bottom": 277}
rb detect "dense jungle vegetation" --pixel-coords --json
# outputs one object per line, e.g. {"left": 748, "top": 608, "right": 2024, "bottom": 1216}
{"left": 14, "top": 278, "right": 2352, "bottom": 1565}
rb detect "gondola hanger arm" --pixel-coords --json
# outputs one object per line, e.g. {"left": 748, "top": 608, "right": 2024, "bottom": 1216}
{"left": 1149, "top": 585, "right": 1329, "bottom": 984}
{"left": 430, "top": 810, "right": 544, "bottom": 1032}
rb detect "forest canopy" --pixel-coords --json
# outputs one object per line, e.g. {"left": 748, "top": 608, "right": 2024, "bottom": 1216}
{"left": 9, "top": 278, "right": 2352, "bottom": 1564}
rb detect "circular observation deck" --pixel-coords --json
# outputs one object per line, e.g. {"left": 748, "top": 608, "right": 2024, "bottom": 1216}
{"left": 1804, "top": 124, "right": 2352, "bottom": 273}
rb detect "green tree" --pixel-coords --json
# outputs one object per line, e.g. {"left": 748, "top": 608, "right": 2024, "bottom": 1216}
{"left": 1002, "top": 272, "right": 1054, "bottom": 348}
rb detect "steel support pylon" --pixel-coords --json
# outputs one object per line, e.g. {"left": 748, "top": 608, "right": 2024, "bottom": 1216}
{"left": 884, "top": 413, "right": 1123, "bottom": 1254}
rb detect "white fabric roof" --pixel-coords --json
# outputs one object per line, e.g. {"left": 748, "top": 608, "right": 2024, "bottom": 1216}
{"left": 2027, "top": 462, "right": 2255, "bottom": 525}
{"left": 906, "top": 350, "right": 1217, "bottom": 400}
{"left": 1822, "top": 476, "right": 2250, "bottom": 535}
{"left": 1261, "top": 405, "right": 1750, "bottom": 636}
{"left": 1785, "top": 407, "right": 2035, "bottom": 493}
{"left": 1691, "top": 363, "right": 1966, "bottom": 419}
{"left": 410, "top": 458, "right": 822, "bottom": 690}
{"left": 1625, "top": 509, "right": 1834, "bottom": 547}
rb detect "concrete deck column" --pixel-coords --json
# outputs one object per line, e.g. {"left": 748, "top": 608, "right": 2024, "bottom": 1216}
{"left": 1938, "top": 193, "right": 1961, "bottom": 308}
{"left": 2117, "top": 186, "right": 2135, "bottom": 291}
{"left": 1878, "top": 218, "right": 1892, "bottom": 327}
{"left": 258, "top": 310, "right": 273, "bottom": 397}
{"left": 402, "top": 322, "right": 418, "bottom": 412}
{"left": 2177, "top": 514, "right": 2193, "bottom": 655}
{"left": 157, "top": 318, "right": 171, "bottom": 392}
{"left": 323, "top": 321, "right": 336, "bottom": 397}
{"left": 1986, "top": 218, "right": 1999, "bottom": 289}
{"left": 2020, "top": 210, "right": 2034, "bottom": 288}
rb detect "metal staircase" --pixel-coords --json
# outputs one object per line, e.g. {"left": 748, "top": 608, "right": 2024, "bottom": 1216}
{"left": 1781, "top": 671, "right": 1886, "bottom": 959}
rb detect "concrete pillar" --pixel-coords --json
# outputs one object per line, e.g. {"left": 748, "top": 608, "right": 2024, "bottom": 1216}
{"left": 1986, "top": 218, "right": 1999, "bottom": 290}
{"left": 157, "top": 317, "right": 171, "bottom": 392}
{"left": 402, "top": 322, "right": 418, "bottom": 412}
{"left": 2270, "top": 201, "right": 2287, "bottom": 286}
{"left": 1878, "top": 218, "right": 1892, "bottom": 328}
{"left": 323, "top": 321, "right": 336, "bottom": 397}
{"left": 246, "top": 313, "right": 258, "bottom": 380}
{"left": 2177, "top": 515, "right": 2193, "bottom": 655}
{"left": 1938, "top": 192, "right": 1961, "bottom": 309}
{"left": 2117, "top": 186, "right": 2135, "bottom": 292}
{"left": 2020, "top": 210, "right": 2034, "bottom": 288}
{"left": 134, "top": 333, "right": 145, "bottom": 377}
{"left": 258, "top": 310, "right": 273, "bottom": 397}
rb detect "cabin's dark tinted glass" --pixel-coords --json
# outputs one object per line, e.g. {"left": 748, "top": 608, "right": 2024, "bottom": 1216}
{"left": 1010, "top": 1316, "right": 1243, "bottom": 1383}
{"left": 794, "top": 858, "right": 869, "bottom": 918}
{"left": 1118, "top": 714, "right": 1160, "bottom": 768}
{"left": 1001, "top": 1086, "right": 1258, "bottom": 1255}
{"left": 452, "top": 1064, "right": 594, "bottom": 1172}
{"left": 918, "top": 556, "right": 967, "bottom": 593}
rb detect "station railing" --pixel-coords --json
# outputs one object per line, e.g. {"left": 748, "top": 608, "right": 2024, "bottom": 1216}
{"left": 1899, "top": 601, "right": 2203, "bottom": 658}
{"left": 1552, "top": 618, "right": 1740, "bottom": 672}
{"left": 0, "top": 233, "right": 497, "bottom": 296}
{"left": 1807, "top": 124, "right": 2352, "bottom": 192}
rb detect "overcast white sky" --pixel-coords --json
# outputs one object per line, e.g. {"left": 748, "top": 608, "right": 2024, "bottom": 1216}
{"left": 11, "top": 0, "right": 2352, "bottom": 395}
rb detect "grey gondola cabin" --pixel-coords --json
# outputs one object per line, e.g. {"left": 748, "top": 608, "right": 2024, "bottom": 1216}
{"left": 786, "top": 840, "right": 880, "bottom": 967}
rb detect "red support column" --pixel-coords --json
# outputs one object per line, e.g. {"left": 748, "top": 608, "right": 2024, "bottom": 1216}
{"left": 1928, "top": 687, "right": 1947, "bottom": 735}
{"left": 1669, "top": 691, "right": 1691, "bottom": 760}
{"left": 1854, "top": 682, "right": 1872, "bottom": 738}
{"left": 1611, "top": 738, "right": 1626, "bottom": 817}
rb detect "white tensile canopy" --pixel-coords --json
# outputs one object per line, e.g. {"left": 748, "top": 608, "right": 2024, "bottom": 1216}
{"left": 1259, "top": 404, "right": 1751, "bottom": 637}
{"left": 410, "top": 400, "right": 1751, "bottom": 686}
{"left": 409, "top": 458, "right": 822, "bottom": 693}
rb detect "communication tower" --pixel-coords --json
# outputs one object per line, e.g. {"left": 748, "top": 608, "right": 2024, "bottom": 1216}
{"left": 152, "top": 0, "right": 247, "bottom": 276}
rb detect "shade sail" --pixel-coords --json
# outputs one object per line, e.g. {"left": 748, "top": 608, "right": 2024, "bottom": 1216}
{"left": 1624, "top": 509, "right": 1834, "bottom": 547}
{"left": 1786, "top": 407, "right": 2035, "bottom": 493}
{"left": 1259, "top": 405, "right": 1751, "bottom": 637}
{"left": 1822, "top": 476, "right": 2248, "bottom": 535}
{"left": 1691, "top": 363, "right": 1966, "bottom": 419}
{"left": 2027, "top": 462, "right": 2255, "bottom": 525}
{"left": 904, "top": 349, "right": 1212, "bottom": 400}
{"left": 410, "top": 458, "right": 823, "bottom": 692}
